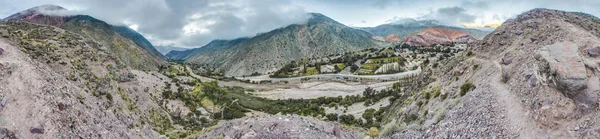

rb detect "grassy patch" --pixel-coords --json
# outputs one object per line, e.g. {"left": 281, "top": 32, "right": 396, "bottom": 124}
{"left": 304, "top": 67, "right": 319, "bottom": 76}
{"left": 460, "top": 82, "right": 475, "bottom": 96}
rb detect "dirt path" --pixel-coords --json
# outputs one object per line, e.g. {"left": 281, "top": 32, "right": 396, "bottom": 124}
{"left": 485, "top": 58, "right": 542, "bottom": 138}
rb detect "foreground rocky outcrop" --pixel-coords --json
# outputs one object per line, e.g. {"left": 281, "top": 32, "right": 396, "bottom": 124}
{"left": 199, "top": 115, "right": 360, "bottom": 139}
{"left": 382, "top": 8, "right": 600, "bottom": 139}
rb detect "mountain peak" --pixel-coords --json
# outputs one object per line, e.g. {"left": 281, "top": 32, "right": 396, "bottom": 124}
{"left": 306, "top": 12, "right": 339, "bottom": 25}
{"left": 31, "top": 4, "right": 67, "bottom": 12}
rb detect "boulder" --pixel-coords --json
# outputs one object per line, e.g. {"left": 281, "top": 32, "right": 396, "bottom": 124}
{"left": 501, "top": 53, "right": 514, "bottom": 65}
{"left": 0, "top": 29, "right": 8, "bottom": 38}
{"left": 535, "top": 42, "right": 587, "bottom": 95}
{"left": 588, "top": 46, "right": 600, "bottom": 57}
{"left": 333, "top": 125, "right": 342, "bottom": 138}
{"left": 0, "top": 48, "right": 4, "bottom": 55}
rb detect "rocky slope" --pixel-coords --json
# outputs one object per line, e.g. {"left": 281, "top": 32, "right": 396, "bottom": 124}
{"left": 381, "top": 8, "right": 600, "bottom": 138}
{"left": 167, "top": 13, "right": 386, "bottom": 76}
{"left": 402, "top": 27, "right": 478, "bottom": 46}
{"left": 198, "top": 115, "right": 360, "bottom": 139}
{"left": 4, "top": 5, "right": 166, "bottom": 62}
{"left": 0, "top": 21, "right": 168, "bottom": 138}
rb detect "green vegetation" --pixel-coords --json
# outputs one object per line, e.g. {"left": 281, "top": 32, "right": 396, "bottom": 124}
{"left": 467, "top": 50, "right": 474, "bottom": 57}
{"left": 460, "top": 82, "right": 475, "bottom": 96}
{"left": 366, "top": 127, "right": 380, "bottom": 137}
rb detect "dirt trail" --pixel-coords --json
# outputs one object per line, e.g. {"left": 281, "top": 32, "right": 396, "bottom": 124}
{"left": 485, "top": 58, "right": 542, "bottom": 138}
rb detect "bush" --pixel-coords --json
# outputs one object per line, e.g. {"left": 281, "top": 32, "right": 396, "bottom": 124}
{"left": 404, "top": 114, "right": 418, "bottom": 123}
{"left": 422, "top": 110, "right": 429, "bottom": 117}
{"left": 440, "top": 93, "right": 448, "bottom": 100}
{"left": 431, "top": 87, "right": 441, "bottom": 98}
{"left": 366, "top": 127, "right": 380, "bottom": 137}
{"left": 380, "top": 121, "right": 403, "bottom": 136}
{"left": 106, "top": 93, "right": 113, "bottom": 101}
{"left": 467, "top": 50, "right": 474, "bottom": 56}
{"left": 460, "top": 82, "right": 475, "bottom": 96}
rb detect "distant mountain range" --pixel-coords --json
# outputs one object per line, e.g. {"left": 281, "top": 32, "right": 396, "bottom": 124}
{"left": 154, "top": 45, "right": 189, "bottom": 55}
{"left": 402, "top": 27, "right": 478, "bottom": 46}
{"left": 167, "top": 13, "right": 388, "bottom": 76}
{"left": 359, "top": 19, "right": 491, "bottom": 40}
{"left": 4, "top": 5, "right": 165, "bottom": 70}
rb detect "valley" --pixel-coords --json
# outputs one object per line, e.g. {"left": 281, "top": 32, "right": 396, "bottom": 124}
{"left": 1, "top": 3, "right": 600, "bottom": 139}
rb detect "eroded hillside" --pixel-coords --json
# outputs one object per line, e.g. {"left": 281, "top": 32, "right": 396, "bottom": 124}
{"left": 378, "top": 8, "right": 600, "bottom": 138}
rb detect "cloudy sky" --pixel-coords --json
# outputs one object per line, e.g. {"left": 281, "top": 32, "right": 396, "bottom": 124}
{"left": 1, "top": 0, "right": 599, "bottom": 48}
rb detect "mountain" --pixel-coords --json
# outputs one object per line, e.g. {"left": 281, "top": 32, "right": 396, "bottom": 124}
{"left": 111, "top": 26, "right": 164, "bottom": 59}
{"left": 4, "top": 5, "right": 166, "bottom": 63}
{"left": 402, "top": 27, "right": 477, "bottom": 46}
{"left": 360, "top": 20, "right": 490, "bottom": 40}
{"left": 154, "top": 45, "right": 189, "bottom": 55}
{"left": 167, "top": 13, "right": 386, "bottom": 76}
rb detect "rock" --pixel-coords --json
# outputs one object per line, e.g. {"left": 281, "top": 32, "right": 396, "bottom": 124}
{"left": 0, "top": 48, "right": 4, "bottom": 55}
{"left": 0, "top": 29, "right": 8, "bottom": 38}
{"left": 528, "top": 74, "right": 537, "bottom": 87}
{"left": 5, "top": 129, "right": 16, "bottom": 139}
{"left": 333, "top": 125, "right": 342, "bottom": 138}
{"left": 535, "top": 42, "right": 587, "bottom": 95}
{"left": 240, "top": 130, "right": 256, "bottom": 139}
{"left": 1, "top": 96, "right": 6, "bottom": 106}
{"left": 30, "top": 127, "right": 44, "bottom": 134}
{"left": 58, "top": 102, "right": 67, "bottom": 111}
{"left": 118, "top": 72, "right": 137, "bottom": 82}
{"left": 587, "top": 46, "right": 600, "bottom": 57}
{"left": 501, "top": 53, "right": 513, "bottom": 65}
{"left": 0, "top": 128, "right": 6, "bottom": 135}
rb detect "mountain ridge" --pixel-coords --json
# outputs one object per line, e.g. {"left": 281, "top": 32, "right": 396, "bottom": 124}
{"left": 3, "top": 5, "right": 166, "bottom": 60}
{"left": 167, "top": 12, "right": 386, "bottom": 76}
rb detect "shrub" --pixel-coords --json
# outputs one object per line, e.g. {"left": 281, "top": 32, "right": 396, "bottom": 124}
{"left": 431, "top": 87, "right": 441, "bottom": 98}
{"left": 366, "top": 127, "right": 380, "bottom": 137}
{"left": 106, "top": 93, "right": 113, "bottom": 101}
{"left": 422, "top": 110, "right": 429, "bottom": 117}
{"left": 460, "top": 82, "right": 475, "bottom": 96}
{"left": 416, "top": 101, "right": 424, "bottom": 107}
{"left": 404, "top": 114, "right": 418, "bottom": 123}
{"left": 380, "top": 120, "right": 403, "bottom": 136}
{"left": 440, "top": 93, "right": 448, "bottom": 101}
{"left": 466, "top": 50, "right": 474, "bottom": 56}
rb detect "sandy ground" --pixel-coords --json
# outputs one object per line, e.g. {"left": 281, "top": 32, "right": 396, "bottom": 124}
{"left": 187, "top": 66, "right": 399, "bottom": 99}
{"left": 252, "top": 81, "right": 397, "bottom": 100}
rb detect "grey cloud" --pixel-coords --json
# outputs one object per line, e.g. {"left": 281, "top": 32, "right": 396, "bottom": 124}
{"left": 461, "top": 1, "right": 489, "bottom": 9}
{"left": 50, "top": 0, "right": 309, "bottom": 47}
{"left": 420, "top": 6, "right": 477, "bottom": 26}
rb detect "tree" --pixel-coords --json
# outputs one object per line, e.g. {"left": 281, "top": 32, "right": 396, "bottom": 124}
{"left": 362, "top": 108, "right": 377, "bottom": 123}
